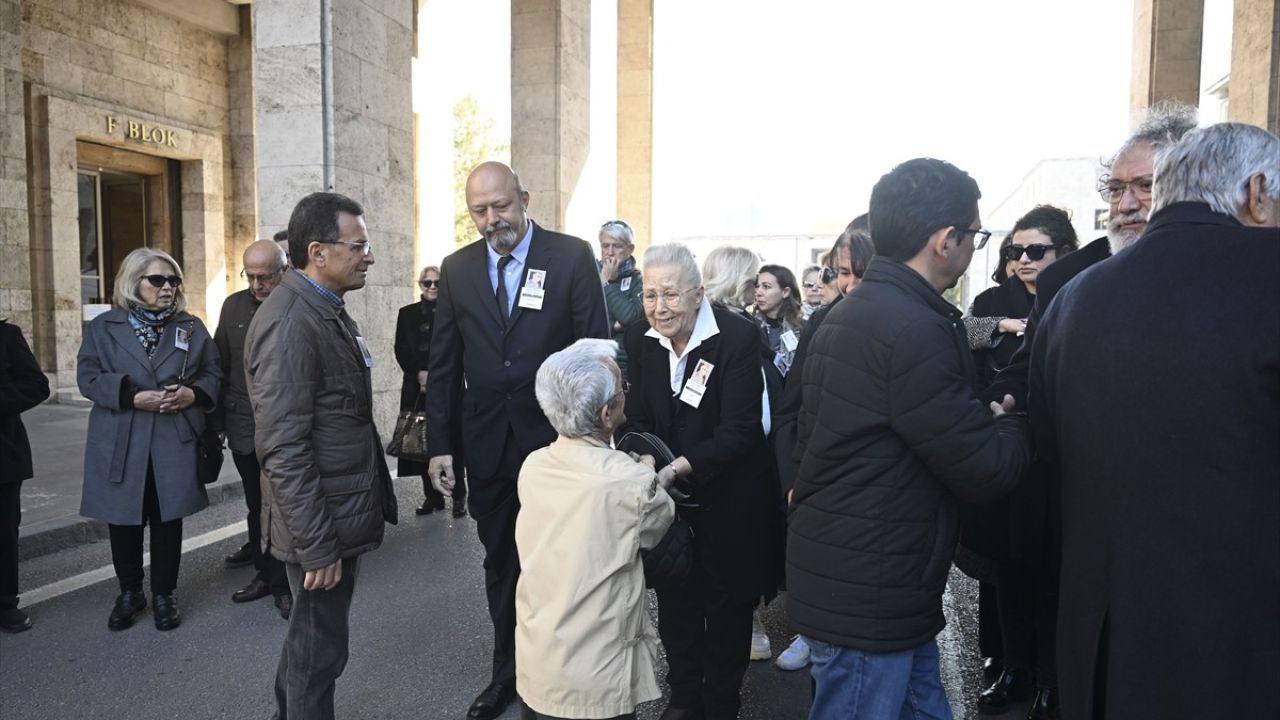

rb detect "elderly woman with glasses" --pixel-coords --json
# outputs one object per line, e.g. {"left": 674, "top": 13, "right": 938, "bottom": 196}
{"left": 77, "top": 247, "right": 221, "bottom": 632}
{"left": 622, "top": 244, "right": 781, "bottom": 720}
{"left": 395, "top": 265, "right": 466, "bottom": 517}
{"left": 598, "top": 219, "right": 645, "bottom": 376}
{"left": 515, "top": 339, "right": 675, "bottom": 720}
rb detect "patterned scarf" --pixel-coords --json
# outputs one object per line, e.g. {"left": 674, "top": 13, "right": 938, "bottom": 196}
{"left": 127, "top": 303, "right": 178, "bottom": 358}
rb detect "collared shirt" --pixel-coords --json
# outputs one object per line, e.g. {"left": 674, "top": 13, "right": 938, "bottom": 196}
{"left": 487, "top": 221, "right": 535, "bottom": 316}
{"left": 297, "top": 271, "right": 344, "bottom": 308}
{"left": 646, "top": 296, "right": 720, "bottom": 394}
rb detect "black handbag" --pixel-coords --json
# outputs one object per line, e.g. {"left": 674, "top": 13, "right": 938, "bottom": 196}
{"left": 617, "top": 431, "right": 698, "bottom": 588}
{"left": 386, "top": 392, "right": 430, "bottom": 462}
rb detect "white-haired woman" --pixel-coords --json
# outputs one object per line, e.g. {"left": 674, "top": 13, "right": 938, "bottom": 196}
{"left": 622, "top": 244, "right": 781, "bottom": 720}
{"left": 701, "top": 245, "right": 760, "bottom": 314}
{"left": 77, "top": 247, "right": 221, "bottom": 632}
{"left": 516, "top": 339, "right": 674, "bottom": 720}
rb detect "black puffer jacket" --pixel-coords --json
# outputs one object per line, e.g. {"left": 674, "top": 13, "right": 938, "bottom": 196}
{"left": 787, "top": 258, "right": 1030, "bottom": 652}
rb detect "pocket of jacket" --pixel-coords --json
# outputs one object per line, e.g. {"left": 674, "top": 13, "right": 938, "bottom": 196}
{"left": 318, "top": 472, "right": 373, "bottom": 498}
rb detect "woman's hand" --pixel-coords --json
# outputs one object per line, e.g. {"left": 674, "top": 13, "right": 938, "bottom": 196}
{"left": 133, "top": 390, "right": 167, "bottom": 413}
{"left": 157, "top": 385, "right": 195, "bottom": 414}
{"left": 998, "top": 318, "right": 1027, "bottom": 335}
{"left": 656, "top": 456, "right": 692, "bottom": 489}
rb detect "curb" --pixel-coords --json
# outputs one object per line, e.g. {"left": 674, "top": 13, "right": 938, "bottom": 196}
{"left": 18, "top": 477, "right": 246, "bottom": 562}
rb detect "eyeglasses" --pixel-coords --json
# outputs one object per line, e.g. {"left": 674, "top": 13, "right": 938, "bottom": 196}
{"left": 240, "top": 269, "right": 282, "bottom": 283}
{"left": 607, "top": 380, "right": 631, "bottom": 407}
{"left": 143, "top": 274, "right": 182, "bottom": 289}
{"left": 600, "top": 219, "right": 632, "bottom": 230}
{"left": 802, "top": 281, "right": 821, "bottom": 290}
{"left": 641, "top": 288, "right": 693, "bottom": 307}
{"left": 955, "top": 227, "right": 993, "bottom": 250}
{"left": 1098, "top": 176, "right": 1153, "bottom": 203}
{"left": 820, "top": 267, "right": 836, "bottom": 284}
{"left": 1000, "top": 243, "right": 1060, "bottom": 262}
{"left": 420, "top": 279, "right": 439, "bottom": 288}
{"left": 328, "top": 240, "right": 373, "bottom": 256}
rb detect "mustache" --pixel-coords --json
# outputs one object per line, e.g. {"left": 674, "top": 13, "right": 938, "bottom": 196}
{"left": 1107, "top": 211, "right": 1146, "bottom": 232}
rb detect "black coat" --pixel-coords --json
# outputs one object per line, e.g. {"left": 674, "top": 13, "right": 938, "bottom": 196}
{"left": 787, "top": 258, "right": 1031, "bottom": 653}
{"left": 212, "top": 289, "right": 262, "bottom": 455}
{"left": 622, "top": 303, "right": 781, "bottom": 600}
{"left": 1029, "top": 203, "right": 1280, "bottom": 720}
{"left": 968, "top": 279, "right": 1033, "bottom": 390}
{"left": 773, "top": 298, "right": 839, "bottom": 497}
{"left": 426, "top": 223, "right": 610, "bottom": 506}
{"left": 0, "top": 321, "right": 49, "bottom": 484}
{"left": 394, "top": 298, "right": 436, "bottom": 477}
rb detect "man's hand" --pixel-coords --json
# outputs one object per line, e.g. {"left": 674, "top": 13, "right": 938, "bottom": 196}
{"left": 600, "top": 256, "right": 620, "bottom": 284}
{"left": 416, "top": 370, "right": 428, "bottom": 392}
{"left": 998, "top": 318, "right": 1027, "bottom": 335}
{"left": 990, "top": 394, "right": 1017, "bottom": 417}
{"left": 428, "top": 455, "right": 455, "bottom": 496}
{"left": 157, "top": 385, "right": 195, "bottom": 414}
{"left": 303, "top": 559, "right": 343, "bottom": 591}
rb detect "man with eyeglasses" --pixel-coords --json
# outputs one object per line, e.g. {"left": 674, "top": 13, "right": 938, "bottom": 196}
{"left": 213, "top": 239, "right": 292, "bottom": 618}
{"left": 788, "top": 158, "right": 1030, "bottom": 719}
{"left": 425, "top": 161, "right": 609, "bottom": 720}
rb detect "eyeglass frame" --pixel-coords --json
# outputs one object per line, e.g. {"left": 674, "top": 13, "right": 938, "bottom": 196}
{"left": 142, "top": 274, "right": 183, "bottom": 289}
{"left": 1000, "top": 243, "right": 1062, "bottom": 262}
{"left": 600, "top": 219, "right": 632, "bottom": 230}
{"left": 240, "top": 268, "right": 284, "bottom": 283}
{"left": 419, "top": 279, "right": 440, "bottom": 288}
{"left": 1097, "top": 175, "right": 1154, "bottom": 203}
{"left": 641, "top": 287, "right": 696, "bottom": 308}
{"left": 953, "top": 226, "right": 993, "bottom": 250}
{"left": 325, "top": 239, "right": 373, "bottom": 256}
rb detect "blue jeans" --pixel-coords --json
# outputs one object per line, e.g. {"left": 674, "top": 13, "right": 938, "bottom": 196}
{"left": 806, "top": 637, "right": 953, "bottom": 720}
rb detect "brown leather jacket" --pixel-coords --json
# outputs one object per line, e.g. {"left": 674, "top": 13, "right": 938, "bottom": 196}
{"left": 244, "top": 269, "right": 397, "bottom": 569}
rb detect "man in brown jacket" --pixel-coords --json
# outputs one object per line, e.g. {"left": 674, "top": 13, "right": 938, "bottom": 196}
{"left": 245, "top": 192, "right": 398, "bottom": 720}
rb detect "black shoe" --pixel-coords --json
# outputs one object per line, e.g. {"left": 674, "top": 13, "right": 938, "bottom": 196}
{"left": 467, "top": 681, "right": 517, "bottom": 720}
{"left": 224, "top": 541, "right": 254, "bottom": 568}
{"left": 1028, "top": 687, "right": 1060, "bottom": 720}
{"left": 107, "top": 590, "right": 147, "bottom": 631}
{"left": 452, "top": 500, "right": 468, "bottom": 518}
{"left": 232, "top": 577, "right": 272, "bottom": 603}
{"left": 981, "top": 656, "right": 1003, "bottom": 686}
{"left": 431, "top": 495, "right": 447, "bottom": 511}
{"left": 977, "top": 668, "right": 1035, "bottom": 714}
{"left": 274, "top": 593, "right": 292, "bottom": 620}
{"left": 152, "top": 593, "right": 181, "bottom": 631}
{"left": 415, "top": 503, "right": 436, "bottom": 516}
{"left": 659, "top": 706, "right": 704, "bottom": 720}
{"left": 0, "top": 606, "right": 32, "bottom": 633}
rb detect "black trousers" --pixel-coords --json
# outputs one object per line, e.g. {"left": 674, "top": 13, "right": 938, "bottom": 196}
{"left": 107, "top": 465, "right": 182, "bottom": 596}
{"left": 273, "top": 556, "right": 360, "bottom": 720}
{"left": 978, "top": 580, "right": 1003, "bottom": 661}
{"left": 232, "top": 450, "right": 289, "bottom": 595}
{"left": 656, "top": 570, "right": 755, "bottom": 720}
{"left": 0, "top": 481, "right": 21, "bottom": 609}
{"left": 470, "top": 430, "right": 524, "bottom": 686}
{"left": 996, "top": 560, "right": 1058, "bottom": 688}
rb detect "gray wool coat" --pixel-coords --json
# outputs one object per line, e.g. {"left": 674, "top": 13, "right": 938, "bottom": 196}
{"left": 77, "top": 308, "right": 222, "bottom": 525}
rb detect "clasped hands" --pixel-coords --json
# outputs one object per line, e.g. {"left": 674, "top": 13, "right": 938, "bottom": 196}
{"left": 134, "top": 384, "right": 195, "bottom": 414}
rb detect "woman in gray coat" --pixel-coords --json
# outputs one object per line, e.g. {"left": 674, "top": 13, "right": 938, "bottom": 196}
{"left": 77, "top": 248, "right": 220, "bottom": 632}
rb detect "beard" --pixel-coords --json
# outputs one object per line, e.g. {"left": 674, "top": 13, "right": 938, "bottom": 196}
{"left": 1106, "top": 211, "right": 1146, "bottom": 255}
{"left": 485, "top": 221, "right": 520, "bottom": 253}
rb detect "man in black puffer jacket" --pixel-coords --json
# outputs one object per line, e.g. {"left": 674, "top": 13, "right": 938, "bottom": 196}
{"left": 788, "top": 158, "right": 1031, "bottom": 719}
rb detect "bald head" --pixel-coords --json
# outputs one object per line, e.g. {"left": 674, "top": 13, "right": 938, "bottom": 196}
{"left": 465, "top": 161, "right": 530, "bottom": 254}
{"left": 243, "top": 239, "right": 287, "bottom": 302}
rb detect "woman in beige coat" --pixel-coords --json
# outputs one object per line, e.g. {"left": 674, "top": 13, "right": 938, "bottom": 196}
{"left": 515, "top": 339, "right": 675, "bottom": 720}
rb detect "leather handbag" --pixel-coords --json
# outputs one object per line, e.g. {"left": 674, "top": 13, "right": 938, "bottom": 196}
{"left": 387, "top": 392, "right": 430, "bottom": 462}
{"left": 195, "top": 426, "right": 225, "bottom": 485}
{"left": 617, "top": 431, "right": 697, "bottom": 588}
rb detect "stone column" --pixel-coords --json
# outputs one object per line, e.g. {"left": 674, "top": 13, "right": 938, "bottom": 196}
{"left": 227, "top": 4, "right": 258, "bottom": 291}
{"left": 1228, "top": 0, "right": 1280, "bottom": 133}
{"left": 617, "top": 0, "right": 652, "bottom": 252}
{"left": 511, "top": 0, "right": 590, "bottom": 231}
{"left": 253, "top": 0, "right": 415, "bottom": 429}
{"left": 1130, "top": 0, "right": 1205, "bottom": 124}
{"left": 0, "top": 0, "right": 33, "bottom": 338}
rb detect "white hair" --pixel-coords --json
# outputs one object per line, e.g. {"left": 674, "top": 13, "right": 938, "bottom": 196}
{"left": 1104, "top": 100, "right": 1199, "bottom": 173}
{"left": 1152, "top": 122, "right": 1280, "bottom": 217}
{"left": 535, "top": 339, "right": 620, "bottom": 439}
{"left": 599, "top": 220, "right": 635, "bottom": 247}
{"left": 643, "top": 243, "right": 701, "bottom": 289}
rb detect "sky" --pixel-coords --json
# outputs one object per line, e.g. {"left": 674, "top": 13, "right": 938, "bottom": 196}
{"left": 413, "top": 0, "right": 1234, "bottom": 260}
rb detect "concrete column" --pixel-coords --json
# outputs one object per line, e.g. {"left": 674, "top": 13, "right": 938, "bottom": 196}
{"left": 617, "top": 0, "right": 652, "bottom": 252}
{"left": 1228, "top": 0, "right": 1280, "bottom": 133}
{"left": 511, "top": 0, "right": 591, "bottom": 231}
{"left": 253, "top": 0, "right": 416, "bottom": 429}
{"left": 1130, "top": 0, "right": 1205, "bottom": 124}
{"left": 0, "top": 0, "right": 34, "bottom": 337}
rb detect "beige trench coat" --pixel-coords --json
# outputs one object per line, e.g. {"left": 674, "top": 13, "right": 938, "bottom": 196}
{"left": 515, "top": 435, "right": 675, "bottom": 719}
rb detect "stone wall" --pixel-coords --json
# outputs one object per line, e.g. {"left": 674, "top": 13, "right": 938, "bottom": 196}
{"left": 0, "top": 0, "right": 33, "bottom": 336}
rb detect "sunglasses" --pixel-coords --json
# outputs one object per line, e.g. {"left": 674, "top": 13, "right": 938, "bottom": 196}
{"left": 1001, "top": 244, "right": 1060, "bottom": 262}
{"left": 600, "top": 219, "right": 631, "bottom": 230}
{"left": 143, "top": 275, "right": 182, "bottom": 289}
{"left": 420, "top": 279, "right": 439, "bottom": 288}
{"left": 820, "top": 267, "right": 836, "bottom": 284}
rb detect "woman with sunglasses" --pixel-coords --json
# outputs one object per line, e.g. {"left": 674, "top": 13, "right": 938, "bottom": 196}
{"left": 799, "top": 266, "right": 824, "bottom": 319}
{"left": 395, "top": 265, "right": 467, "bottom": 517}
{"left": 962, "top": 205, "right": 1076, "bottom": 719}
{"left": 76, "top": 247, "right": 221, "bottom": 632}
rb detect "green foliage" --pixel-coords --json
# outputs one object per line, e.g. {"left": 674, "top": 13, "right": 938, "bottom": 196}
{"left": 453, "top": 97, "right": 510, "bottom": 249}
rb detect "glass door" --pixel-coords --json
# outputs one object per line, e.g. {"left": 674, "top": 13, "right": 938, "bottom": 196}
{"left": 76, "top": 170, "right": 149, "bottom": 308}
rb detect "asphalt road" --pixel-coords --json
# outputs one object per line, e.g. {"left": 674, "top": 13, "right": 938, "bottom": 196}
{"left": 1, "top": 479, "right": 1027, "bottom": 720}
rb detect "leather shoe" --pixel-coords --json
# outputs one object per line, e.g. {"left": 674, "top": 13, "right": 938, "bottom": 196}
{"left": 0, "top": 606, "right": 32, "bottom": 633}
{"left": 107, "top": 590, "right": 147, "bottom": 631}
{"left": 1028, "top": 687, "right": 1060, "bottom": 720}
{"left": 978, "top": 668, "right": 1034, "bottom": 714}
{"left": 152, "top": 593, "right": 181, "bottom": 631}
{"left": 274, "top": 593, "right": 292, "bottom": 620}
{"left": 224, "top": 541, "right": 253, "bottom": 568}
{"left": 467, "top": 681, "right": 516, "bottom": 720}
{"left": 232, "top": 577, "right": 272, "bottom": 603}
{"left": 452, "top": 501, "right": 468, "bottom": 518}
{"left": 659, "top": 706, "right": 704, "bottom": 720}
{"left": 414, "top": 503, "right": 436, "bottom": 516}
{"left": 981, "top": 656, "right": 1003, "bottom": 685}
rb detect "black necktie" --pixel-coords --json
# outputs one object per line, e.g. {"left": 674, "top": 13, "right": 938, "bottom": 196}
{"left": 496, "top": 255, "right": 513, "bottom": 325}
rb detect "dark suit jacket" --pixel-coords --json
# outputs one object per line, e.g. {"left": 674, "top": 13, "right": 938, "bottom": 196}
{"left": 425, "top": 223, "right": 610, "bottom": 496}
{"left": 0, "top": 321, "right": 49, "bottom": 484}
{"left": 621, "top": 303, "right": 781, "bottom": 600}
{"left": 213, "top": 289, "right": 262, "bottom": 455}
{"left": 1028, "top": 203, "right": 1280, "bottom": 720}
